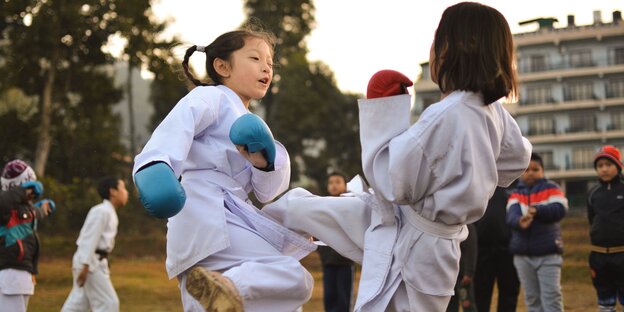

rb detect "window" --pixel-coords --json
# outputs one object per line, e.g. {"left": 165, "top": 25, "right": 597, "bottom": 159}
{"left": 565, "top": 81, "right": 594, "bottom": 101}
{"left": 572, "top": 147, "right": 596, "bottom": 169}
{"left": 608, "top": 78, "right": 624, "bottom": 98}
{"left": 613, "top": 47, "right": 624, "bottom": 65}
{"left": 538, "top": 151, "right": 556, "bottom": 170}
{"left": 568, "top": 113, "right": 595, "bottom": 133}
{"left": 528, "top": 115, "right": 554, "bottom": 135}
{"left": 530, "top": 55, "right": 547, "bottom": 72}
{"left": 610, "top": 110, "right": 624, "bottom": 130}
{"left": 525, "top": 84, "right": 552, "bottom": 105}
{"left": 569, "top": 50, "right": 593, "bottom": 68}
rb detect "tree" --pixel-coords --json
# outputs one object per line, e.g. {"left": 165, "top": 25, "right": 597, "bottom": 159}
{"left": 0, "top": 0, "right": 169, "bottom": 177}
{"left": 243, "top": 0, "right": 362, "bottom": 189}
{"left": 115, "top": 0, "right": 170, "bottom": 154}
{"left": 147, "top": 44, "right": 189, "bottom": 131}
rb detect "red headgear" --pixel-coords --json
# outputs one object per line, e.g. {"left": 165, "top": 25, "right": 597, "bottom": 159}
{"left": 594, "top": 145, "right": 623, "bottom": 172}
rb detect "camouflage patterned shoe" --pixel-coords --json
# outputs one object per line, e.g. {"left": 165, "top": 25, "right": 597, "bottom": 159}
{"left": 186, "top": 267, "right": 244, "bottom": 312}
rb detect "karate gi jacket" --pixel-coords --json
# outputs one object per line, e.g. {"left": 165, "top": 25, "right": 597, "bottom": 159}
{"left": 133, "top": 85, "right": 314, "bottom": 279}
{"left": 72, "top": 199, "right": 118, "bottom": 272}
{"left": 355, "top": 91, "right": 531, "bottom": 310}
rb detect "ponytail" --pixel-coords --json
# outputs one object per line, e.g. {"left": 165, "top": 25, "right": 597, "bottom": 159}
{"left": 182, "top": 45, "right": 210, "bottom": 87}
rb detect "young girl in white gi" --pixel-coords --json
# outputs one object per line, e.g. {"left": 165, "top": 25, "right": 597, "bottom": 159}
{"left": 263, "top": 2, "right": 532, "bottom": 311}
{"left": 132, "top": 27, "right": 315, "bottom": 312}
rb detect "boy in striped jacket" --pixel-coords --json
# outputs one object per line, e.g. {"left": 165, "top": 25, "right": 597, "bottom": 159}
{"left": 506, "top": 153, "right": 568, "bottom": 312}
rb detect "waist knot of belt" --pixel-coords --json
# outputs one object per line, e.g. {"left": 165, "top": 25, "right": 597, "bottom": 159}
{"left": 95, "top": 249, "right": 109, "bottom": 260}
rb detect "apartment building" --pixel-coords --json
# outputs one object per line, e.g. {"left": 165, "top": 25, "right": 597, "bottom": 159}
{"left": 412, "top": 10, "right": 624, "bottom": 209}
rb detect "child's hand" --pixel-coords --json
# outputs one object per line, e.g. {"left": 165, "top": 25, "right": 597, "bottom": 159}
{"left": 229, "top": 114, "right": 276, "bottom": 168}
{"left": 21, "top": 181, "right": 43, "bottom": 200}
{"left": 519, "top": 215, "right": 533, "bottom": 229}
{"left": 34, "top": 199, "right": 56, "bottom": 216}
{"left": 461, "top": 275, "right": 472, "bottom": 286}
{"left": 528, "top": 206, "right": 537, "bottom": 216}
{"left": 77, "top": 265, "right": 89, "bottom": 287}
{"left": 236, "top": 145, "right": 269, "bottom": 169}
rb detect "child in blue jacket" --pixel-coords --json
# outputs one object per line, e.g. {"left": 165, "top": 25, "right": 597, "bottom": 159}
{"left": 507, "top": 153, "right": 568, "bottom": 312}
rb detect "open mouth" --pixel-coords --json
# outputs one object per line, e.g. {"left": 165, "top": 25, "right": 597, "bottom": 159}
{"left": 258, "top": 78, "right": 269, "bottom": 85}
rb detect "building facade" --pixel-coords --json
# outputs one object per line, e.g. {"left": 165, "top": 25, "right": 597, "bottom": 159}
{"left": 412, "top": 10, "right": 624, "bottom": 209}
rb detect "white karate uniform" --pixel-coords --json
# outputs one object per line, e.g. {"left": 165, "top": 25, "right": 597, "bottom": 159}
{"left": 264, "top": 92, "right": 531, "bottom": 312}
{"left": 0, "top": 269, "right": 33, "bottom": 312}
{"left": 132, "top": 85, "right": 316, "bottom": 312}
{"left": 61, "top": 199, "right": 119, "bottom": 312}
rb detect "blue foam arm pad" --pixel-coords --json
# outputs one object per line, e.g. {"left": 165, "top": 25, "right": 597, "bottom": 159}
{"left": 21, "top": 181, "right": 43, "bottom": 200}
{"left": 229, "top": 113, "right": 276, "bottom": 167}
{"left": 34, "top": 198, "right": 56, "bottom": 214}
{"left": 134, "top": 162, "right": 186, "bottom": 219}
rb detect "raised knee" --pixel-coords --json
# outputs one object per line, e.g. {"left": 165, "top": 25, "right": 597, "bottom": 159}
{"left": 281, "top": 259, "right": 314, "bottom": 302}
{"left": 293, "top": 267, "right": 314, "bottom": 302}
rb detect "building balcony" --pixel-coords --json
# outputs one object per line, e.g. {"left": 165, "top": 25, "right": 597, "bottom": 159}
{"left": 519, "top": 63, "right": 624, "bottom": 83}
{"left": 544, "top": 168, "right": 595, "bottom": 180}
{"left": 514, "top": 22, "right": 624, "bottom": 47}
{"left": 507, "top": 96, "right": 624, "bottom": 116}
{"left": 527, "top": 128, "right": 624, "bottom": 144}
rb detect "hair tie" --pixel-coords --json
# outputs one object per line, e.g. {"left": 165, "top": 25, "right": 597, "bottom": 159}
{"left": 196, "top": 45, "right": 205, "bottom": 52}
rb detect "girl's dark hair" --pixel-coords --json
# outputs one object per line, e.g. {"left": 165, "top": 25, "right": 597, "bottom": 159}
{"left": 432, "top": 2, "right": 518, "bottom": 105}
{"left": 97, "top": 176, "right": 120, "bottom": 200}
{"left": 182, "top": 27, "right": 276, "bottom": 87}
{"left": 328, "top": 171, "right": 349, "bottom": 184}
{"left": 530, "top": 153, "right": 544, "bottom": 169}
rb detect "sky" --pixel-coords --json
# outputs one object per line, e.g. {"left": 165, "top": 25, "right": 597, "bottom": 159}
{"left": 151, "top": 0, "right": 623, "bottom": 96}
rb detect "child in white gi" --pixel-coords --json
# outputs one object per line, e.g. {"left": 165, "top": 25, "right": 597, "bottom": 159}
{"left": 263, "top": 2, "right": 532, "bottom": 311}
{"left": 61, "top": 176, "right": 128, "bottom": 312}
{"left": 0, "top": 160, "right": 55, "bottom": 312}
{"left": 132, "top": 27, "right": 315, "bottom": 312}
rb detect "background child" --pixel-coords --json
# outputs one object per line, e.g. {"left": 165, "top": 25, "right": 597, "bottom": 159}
{"left": 265, "top": 2, "right": 531, "bottom": 311}
{"left": 0, "top": 159, "right": 55, "bottom": 312}
{"left": 61, "top": 176, "right": 128, "bottom": 312}
{"left": 132, "top": 26, "right": 315, "bottom": 312}
{"left": 587, "top": 145, "right": 624, "bottom": 312}
{"left": 473, "top": 186, "right": 520, "bottom": 312}
{"left": 507, "top": 153, "right": 568, "bottom": 312}
{"left": 317, "top": 172, "right": 355, "bottom": 312}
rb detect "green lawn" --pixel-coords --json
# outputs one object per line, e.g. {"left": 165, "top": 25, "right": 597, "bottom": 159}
{"left": 29, "top": 214, "right": 597, "bottom": 311}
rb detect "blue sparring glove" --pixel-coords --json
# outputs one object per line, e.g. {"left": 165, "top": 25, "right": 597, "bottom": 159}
{"left": 34, "top": 199, "right": 56, "bottom": 215}
{"left": 21, "top": 181, "right": 43, "bottom": 200}
{"left": 229, "top": 113, "right": 276, "bottom": 168}
{"left": 134, "top": 162, "right": 186, "bottom": 219}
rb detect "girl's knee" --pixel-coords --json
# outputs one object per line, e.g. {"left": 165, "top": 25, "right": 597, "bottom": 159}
{"left": 283, "top": 259, "right": 314, "bottom": 302}
{"left": 294, "top": 267, "right": 314, "bottom": 302}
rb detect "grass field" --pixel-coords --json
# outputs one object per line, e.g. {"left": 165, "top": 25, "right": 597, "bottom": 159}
{"left": 29, "top": 214, "right": 598, "bottom": 311}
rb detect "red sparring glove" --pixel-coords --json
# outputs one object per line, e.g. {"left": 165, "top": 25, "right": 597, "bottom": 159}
{"left": 366, "top": 70, "right": 413, "bottom": 99}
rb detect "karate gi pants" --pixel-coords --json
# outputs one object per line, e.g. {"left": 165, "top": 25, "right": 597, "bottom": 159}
{"left": 61, "top": 259, "right": 119, "bottom": 312}
{"left": 263, "top": 189, "right": 452, "bottom": 312}
{"left": 178, "top": 209, "right": 314, "bottom": 312}
{"left": 0, "top": 294, "right": 29, "bottom": 312}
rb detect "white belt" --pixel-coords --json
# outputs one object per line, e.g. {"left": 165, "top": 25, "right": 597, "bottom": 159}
{"left": 400, "top": 206, "right": 464, "bottom": 239}
{"left": 181, "top": 169, "right": 316, "bottom": 259}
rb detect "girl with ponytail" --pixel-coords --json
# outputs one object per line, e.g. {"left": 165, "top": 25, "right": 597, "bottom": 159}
{"left": 133, "top": 26, "right": 315, "bottom": 312}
